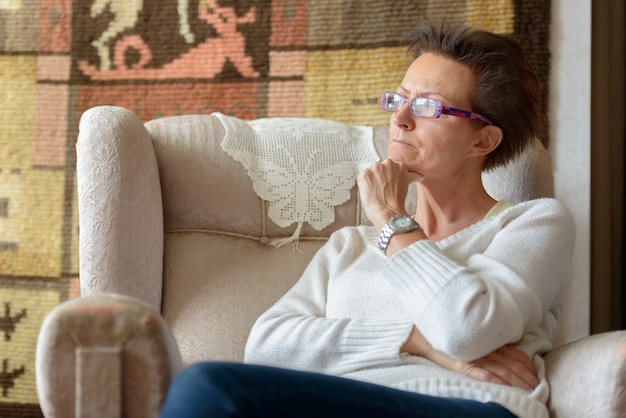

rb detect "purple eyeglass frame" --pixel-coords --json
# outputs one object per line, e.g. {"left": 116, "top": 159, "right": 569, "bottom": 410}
{"left": 380, "top": 91, "right": 494, "bottom": 125}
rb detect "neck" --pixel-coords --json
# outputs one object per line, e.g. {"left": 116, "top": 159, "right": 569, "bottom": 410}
{"left": 413, "top": 176, "right": 496, "bottom": 241}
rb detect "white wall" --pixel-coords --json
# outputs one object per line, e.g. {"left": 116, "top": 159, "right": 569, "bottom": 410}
{"left": 549, "top": 0, "right": 591, "bottom": 344}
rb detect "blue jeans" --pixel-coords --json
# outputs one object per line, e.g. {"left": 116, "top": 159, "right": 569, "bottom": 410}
{"left": 160, "top": 362, "right": 517, "bottom": 418}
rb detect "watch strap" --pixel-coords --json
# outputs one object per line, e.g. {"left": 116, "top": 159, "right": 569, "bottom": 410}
{"left": 378, "top": 215, "right": 421, "bottom": 253}
{"left": 378, "top": 223, "right": 396, "bottom": 253}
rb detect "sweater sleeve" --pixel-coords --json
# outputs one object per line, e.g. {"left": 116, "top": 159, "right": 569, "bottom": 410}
{"left": 244, "top": 228, "right": 414, "bottom": 375}
{"left": 384, "top": 198, "right": 575, "bottom": 361}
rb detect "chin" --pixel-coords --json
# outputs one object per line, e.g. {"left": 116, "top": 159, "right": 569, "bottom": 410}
{"left": 386, "top": 149, "right": 410, "bottom": 163}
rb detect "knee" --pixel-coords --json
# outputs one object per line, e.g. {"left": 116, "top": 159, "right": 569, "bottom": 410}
{"left": 174, "top": 361, "right": 225, "bottom": 386}
{"left": 161, "top": 362, "right": 242, "bottom": 417}
{"left": 170, "top": 361, "right": 242, "bottom": 396}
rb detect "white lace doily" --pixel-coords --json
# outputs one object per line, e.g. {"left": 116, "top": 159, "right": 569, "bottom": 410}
{"left": 218, "top": 113, "right": 379, "bottom": 247}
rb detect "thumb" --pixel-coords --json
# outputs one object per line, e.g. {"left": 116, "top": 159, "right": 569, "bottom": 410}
{"left": 407, "top": 171, "right": 424, "bottom": 184}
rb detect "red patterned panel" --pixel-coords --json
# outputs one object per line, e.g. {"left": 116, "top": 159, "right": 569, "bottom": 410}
{"left": 77, "top": 82, "right": 259, "bottom": 122}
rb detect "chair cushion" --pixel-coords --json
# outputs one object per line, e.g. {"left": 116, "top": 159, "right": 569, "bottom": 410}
{"left": 161, "top": 232, "right": 325, "bottom": 364}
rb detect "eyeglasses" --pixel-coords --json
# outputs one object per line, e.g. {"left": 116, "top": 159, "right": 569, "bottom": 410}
{"left": 380, "top": 91, "right": 494, "bottom": 125}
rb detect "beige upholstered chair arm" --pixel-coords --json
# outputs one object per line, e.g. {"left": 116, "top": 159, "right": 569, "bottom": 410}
{"left": 36, "top": 294, "right": 183, "bottom": 418}
{"left": 545, "top": 330, "right": 626, "bottom": 418}
{"left": 77, "top": 106, "right": 164, "bottom": 311}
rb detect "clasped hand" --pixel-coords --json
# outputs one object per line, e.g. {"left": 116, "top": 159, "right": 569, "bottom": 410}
{"left": 428, "top": 343, "right": 539, "bottom": 392}
{"left": 402, "top": 327, "right": 538, "bottom": 391}
{"left": 357, "top": 159, "right": 422, "bottom": 229}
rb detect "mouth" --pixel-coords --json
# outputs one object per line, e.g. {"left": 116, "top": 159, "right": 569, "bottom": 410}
{"left": 390, "top": 139, "right": 415, "bottom": 148}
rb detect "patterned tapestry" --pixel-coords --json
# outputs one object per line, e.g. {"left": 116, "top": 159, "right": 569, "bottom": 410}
{"left": 0, "top": 0, "right": 549, "bottom": 415}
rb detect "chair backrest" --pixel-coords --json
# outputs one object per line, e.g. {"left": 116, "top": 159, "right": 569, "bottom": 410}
{"left": 77, "top": 106, "right": 554, "bottom": 365}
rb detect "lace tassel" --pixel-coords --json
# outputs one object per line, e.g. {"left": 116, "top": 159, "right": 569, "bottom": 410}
{"left": 268, "top": 222, "right": 304, "bottom": 253}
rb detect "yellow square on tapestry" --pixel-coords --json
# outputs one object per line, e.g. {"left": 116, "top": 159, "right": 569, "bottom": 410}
{"left": 305, "top": 47, "right": 410, "bottom": 126}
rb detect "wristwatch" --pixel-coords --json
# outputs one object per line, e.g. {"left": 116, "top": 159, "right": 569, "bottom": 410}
{"left": 378, "top": 215, "right": 421, "bottom": 253}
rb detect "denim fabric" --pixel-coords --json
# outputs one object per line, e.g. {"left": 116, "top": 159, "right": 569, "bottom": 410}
{"left": 160, "top": 362, "right": 517, "bottom": 418}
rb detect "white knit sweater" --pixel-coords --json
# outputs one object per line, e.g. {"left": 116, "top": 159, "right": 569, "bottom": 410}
{"left": 244, "top": 198, "right": 575, "bottom": 418}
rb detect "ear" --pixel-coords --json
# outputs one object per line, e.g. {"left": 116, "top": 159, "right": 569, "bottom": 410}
{"left": 469, "top": 125, "right": 503, "bottom": 157}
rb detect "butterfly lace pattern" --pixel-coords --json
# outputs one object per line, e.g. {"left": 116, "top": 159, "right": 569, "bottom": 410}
{"left": 219, "top": 114, "right": 379, "bottom": 247}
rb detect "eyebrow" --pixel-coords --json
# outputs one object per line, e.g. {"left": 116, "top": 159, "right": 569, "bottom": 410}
{"left": 398, "top": 85, "right": 411, "bottom": 95}
{"left": 398, "top": 85, "right": 450, "bottom": 102}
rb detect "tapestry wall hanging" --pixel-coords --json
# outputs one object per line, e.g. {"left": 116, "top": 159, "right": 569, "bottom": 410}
{"left": 0, "top": 0, "right": 550, "bottom": 415}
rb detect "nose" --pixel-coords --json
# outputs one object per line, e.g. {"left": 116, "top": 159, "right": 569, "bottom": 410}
{"left": 391, "top": 102, "right": 415, "bottom": 131}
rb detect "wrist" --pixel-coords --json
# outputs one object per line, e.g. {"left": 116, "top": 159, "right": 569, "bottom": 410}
{"left": 372, "top": 209, "right": 407, "bottom": 232}
{"left": 401, "top": 326, "right": 431, "bottom": 357}
{"left": 378, "top": 214, "right": 421, "bottom": 254}
{"left": 384, "top": 229, "right": 425, "bottom": 257}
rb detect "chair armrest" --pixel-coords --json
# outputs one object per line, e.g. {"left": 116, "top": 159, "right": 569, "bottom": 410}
{"left": 544, "top": 330, "right": 626, "bottom": 418}
{"left": 77, "top": 106, "right": 164, "bottom": 311}
{"left": 36, "top": 294, "right": 183, "bottom": 418}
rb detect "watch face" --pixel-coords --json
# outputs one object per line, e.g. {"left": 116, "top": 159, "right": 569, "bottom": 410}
{"left": 389, "top": 215, "right": 416, "bottom": 231}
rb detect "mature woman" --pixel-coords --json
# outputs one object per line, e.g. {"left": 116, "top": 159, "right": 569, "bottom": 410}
{"left": 160, "top": 20, "right": 574, "bottom": 418}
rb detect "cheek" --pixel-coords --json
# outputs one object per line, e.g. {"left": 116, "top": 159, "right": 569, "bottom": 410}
{"left": 387, "top": 119, "right": 475, "bottom": 170}
{"left": 386, "top": 125, "right": 443, "bottom": 163}
{"left": 387, "top": 136, "right": 465, "bottom": 175}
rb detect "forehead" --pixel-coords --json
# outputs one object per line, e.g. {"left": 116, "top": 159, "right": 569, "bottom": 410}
{"left": 400, "top": 53, "right": 476, "bottom": 105}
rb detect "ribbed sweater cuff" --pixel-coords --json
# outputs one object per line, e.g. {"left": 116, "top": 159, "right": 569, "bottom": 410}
{"left": 341, "top": 319, "right": 414, "bottom": 368}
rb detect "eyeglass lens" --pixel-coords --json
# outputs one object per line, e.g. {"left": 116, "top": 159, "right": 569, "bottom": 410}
{"left": 382, "top": 92, "right": 438, "bottom": 117}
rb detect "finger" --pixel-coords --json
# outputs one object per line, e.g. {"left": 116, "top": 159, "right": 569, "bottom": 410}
{"left": 380, "top": 159, "right": 421, "bottom": 189}
{"left": 498, "top": 345, "right": 538, "bottom": 375}
{"left": 407, "top": 171, "right": 424, "bottom": 183}
{"left": 356, "top": 169, "right": 372, "bottom": 186}
{"left": 460, "top": 364, "right": 508, "bottom": 387}
{"left": 473, "top": 349, "right": 539, "bottom": 390}
{"left": 472, "top": 358, "right": 537, "bottom": 391}
{"left": 425, "top": 352, "right": 510, "bottom": 387}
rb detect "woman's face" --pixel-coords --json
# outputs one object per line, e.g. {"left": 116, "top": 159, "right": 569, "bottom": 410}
{"left": 387, "top": 52, "right": 485, "bottom": 181}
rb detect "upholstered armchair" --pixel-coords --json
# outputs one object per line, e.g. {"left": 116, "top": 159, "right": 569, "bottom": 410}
{"left": 36, "top": 106, "right": 626, "bottom": 417}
